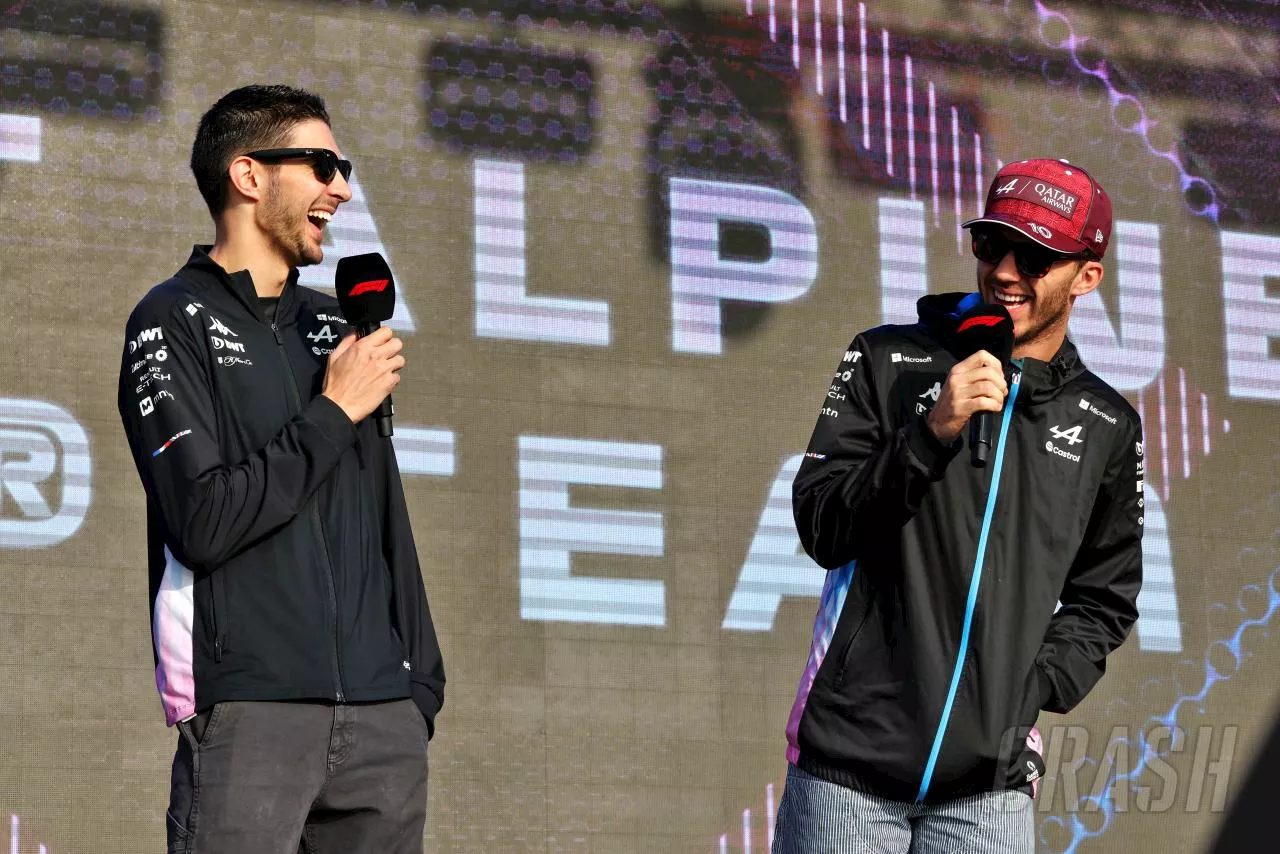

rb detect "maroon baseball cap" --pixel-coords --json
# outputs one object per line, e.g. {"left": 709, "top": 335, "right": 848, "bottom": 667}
{"left": 962, "top": 158, "right": 1112, "bottom": 258}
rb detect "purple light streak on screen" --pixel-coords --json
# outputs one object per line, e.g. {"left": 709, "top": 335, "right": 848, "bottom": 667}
{"left": 1158, "top": 370, "right": 1169, "bottom": 500}
{"left": 882, "top": 29, "right": 893, "bottom": 175}
{"left": 766, "top": 783, "right": 776, "bottom": 850}
{"left": 746, "top": 0, "right": 753, "bottom": 17}
{"left": 9, "top": 816, "right": 48, "bottom": 854}
{"left": 859, "top": 2, "right": 869, "bottom": 148}
{"left": 974, "top": 133, "right": 984, "bottom": 217}
{"left": 1033, "top": 0, "right": 1222, "bottom": 222}
{"left": 714, "top": 779, "right": 786, "bottom": 851}
{"left": 814, "top": 0, "right": 823, "bottom": 94}
{"left": 837, "top": 0, "right": 847, "bottom": 122}
{"left": 769, "top": 0, "right": 777, "bottom": 41}
{"left": 1179, "top": 368, "right": 1190, "bottom": 479}
{"left": 1202, "top": 393, "right": 1210, "bottom": 455}
{"left": 791, "top": 0, "right": 800, "bottom": 67}
{"left": 1134, "top": 369, "right": 1223, "bottom": 516}
{"left": 906, "top": 55, "right": 917, "bottom": 198}
{"left": 928, "top": 82, "right": 939, "bottom": 226}
{"left": 950, "top": 105, "right": 962, "bottom": 253}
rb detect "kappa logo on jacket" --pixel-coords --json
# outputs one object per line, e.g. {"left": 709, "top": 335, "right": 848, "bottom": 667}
{"left": 208, "top": 317, "right": 238, "bottom": 337}
{"left": 915, "top": 381, "right": 943, "bottom": 415}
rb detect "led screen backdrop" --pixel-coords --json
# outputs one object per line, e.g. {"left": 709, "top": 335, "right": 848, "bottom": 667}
{"left": 1, "top": 0, "right": 1278, "bottom": 851}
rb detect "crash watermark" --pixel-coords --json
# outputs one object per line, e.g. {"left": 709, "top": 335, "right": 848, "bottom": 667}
{"left": 995, "top": 723, "right": 1238, "bottom": 814}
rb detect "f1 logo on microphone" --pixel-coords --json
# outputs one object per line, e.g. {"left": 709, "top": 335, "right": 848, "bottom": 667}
{"left": 349, "top": 279, "right": 390, "bottom": 297}
{"left": 0, "top": 398, "right": 92, "bottom": 549}
{"left": 957, "top": 315, "right": 1005, "bottom": 332}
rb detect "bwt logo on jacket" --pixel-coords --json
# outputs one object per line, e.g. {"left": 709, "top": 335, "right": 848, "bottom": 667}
{"left": 128, "top": 327, "right": 164, "bottom": 353}
{"left": 0, "top": 398, "right": 92, "bottom": 550}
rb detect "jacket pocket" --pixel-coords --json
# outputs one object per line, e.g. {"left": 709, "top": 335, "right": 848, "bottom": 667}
{"left": 210, "top": 570, "right": 228, "bottom": 662}
{"left": 1014, "top": 661, "right": 1044, "bottom": 729}
{"left": 831, "top": 603, "right": 874, "bottom": 689}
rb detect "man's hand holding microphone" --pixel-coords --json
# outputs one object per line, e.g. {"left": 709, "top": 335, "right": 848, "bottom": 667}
{"left": 926, "top": 350, "right": 1009, "bottom": 445}
{"left": 322, "top": 326, "right": 404, "bottom": 425}
{"left": 928, "top": 302, "right": 1015, "bottom": 466}
{"left": 322, "top": 252, "right": 401, "bottom": 436}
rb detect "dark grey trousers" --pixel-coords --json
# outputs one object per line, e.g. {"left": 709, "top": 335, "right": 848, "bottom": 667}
{"left": 166, "top": 699, "right": 429, "bottom": 854}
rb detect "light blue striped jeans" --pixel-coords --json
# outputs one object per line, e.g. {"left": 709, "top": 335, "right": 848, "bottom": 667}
{"left": 772, "top": 765, "right": 1034, "bottom": 854}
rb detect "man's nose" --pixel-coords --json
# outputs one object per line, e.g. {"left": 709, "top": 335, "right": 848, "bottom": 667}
{"left": 993, "top": 249, "right": 1022, "bottom": 280}
{"left": 330, "top": 171, "right": 353, "bottom": 203}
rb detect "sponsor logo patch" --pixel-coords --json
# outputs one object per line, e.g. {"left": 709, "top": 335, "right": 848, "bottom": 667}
{"left": 152, "top": 429, "right": 193, "bottom": 457}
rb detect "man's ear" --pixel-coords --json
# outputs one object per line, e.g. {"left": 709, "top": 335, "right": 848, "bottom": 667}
{"left": 226, "top": 155, "right": 264, "bottom": 204}
{"left": 1071, "top": 260, "right": 1104, "bottom": 299}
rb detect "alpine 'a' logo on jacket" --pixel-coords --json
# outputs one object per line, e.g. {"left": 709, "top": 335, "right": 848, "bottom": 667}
{"left": 1046, "top": 424, "right": 1084, "bottom": 462}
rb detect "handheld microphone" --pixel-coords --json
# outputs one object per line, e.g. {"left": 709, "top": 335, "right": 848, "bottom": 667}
{"left": 335, "top": 253, "right": 397, "bottom": 438}
{"left": 952, "top": 303, "right": 1014, "bottom": 468}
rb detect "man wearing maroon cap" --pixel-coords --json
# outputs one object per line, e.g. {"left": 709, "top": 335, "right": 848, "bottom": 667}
{"left": 775, "top": 159, "right": 1143, "bottom": 853}
{"left": 962, "top": 158, "right": 1113, "bottom": 361}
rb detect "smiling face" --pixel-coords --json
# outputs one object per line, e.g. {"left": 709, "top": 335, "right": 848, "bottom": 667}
{"left": 254, "top": 119, "right": 352, "bottom": 268}
{"left": 974, "top": 225, "right": 1104, "bottom": 362}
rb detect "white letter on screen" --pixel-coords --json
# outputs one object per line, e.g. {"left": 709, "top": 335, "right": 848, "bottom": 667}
{"left": 0, "top": 399, "right": 92, "bottom": 549}
{"left": 1221, "top": 229, "right": 1280, "bottom": 402}
{"left": 670, "top": 178, "right": 818, "bottom": 355}
{"left": 1136, "top": 485, "right": 1181, "bottom": 653}
{"left": 1068, "top": 221, "right": 1165, "bottom": 392}
{"left": 391, "top": 427, "right": 456, "bottom": 477}
{"left": 0, "top": 114, "right": 41, "bottom": 162}
{"left": 518, "top": 436, "right": 664, "bottom": 626}
{"left": 474, "top": 160, "right": 610, "bottom": 346}
{"left": 297, "top": 171, "right": 416, "bottom": 331}
{"left": 722, "top": 454, "right": 825, "bottom": 631}
{"left": 879, "top": 198, "right": 928, "bottom": 326}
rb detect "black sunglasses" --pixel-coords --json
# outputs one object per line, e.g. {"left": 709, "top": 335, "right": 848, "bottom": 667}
{"left": 971, "top": 227, "right": 1093, "bottom": 279}
{"left": 245, "top": 148, "right": 353, "bottom": 184}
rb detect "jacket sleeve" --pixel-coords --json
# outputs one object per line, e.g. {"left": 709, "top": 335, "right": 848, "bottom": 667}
{"left": 117, "top": 295, "right": 357, "bottom": 569}
{"left": 1034, "top": 421, "right": 1144, "bottom": 714}
{"left": 793, "top": 335, "right": 961, "bottom": 569}
{"left": 379, "top": 436, "right": 446, "bottom": 736}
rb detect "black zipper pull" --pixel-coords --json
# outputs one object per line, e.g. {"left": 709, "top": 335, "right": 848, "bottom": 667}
{"left": 270, "top": 322, "right": 283, "bottom": 345}
{"left": 214, "top": 638, "right": 223, "bottom": 662}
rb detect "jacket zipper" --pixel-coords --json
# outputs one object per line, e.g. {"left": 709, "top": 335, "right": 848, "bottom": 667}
{"left": 915, "top": 369, "right": 1022, "bottom": 802}
{"left": 212, "top": 570, "right": 225, "bottom": 662}
{"left": 272, "top": 321, "right": 346, "bottom": 703}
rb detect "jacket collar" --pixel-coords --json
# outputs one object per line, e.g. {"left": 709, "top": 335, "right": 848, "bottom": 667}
{"left": 1015, "top": 337, "right": 1087, "bottom": 405}
{"left": 184, "top": 245, "right": 300, "bottom": 325}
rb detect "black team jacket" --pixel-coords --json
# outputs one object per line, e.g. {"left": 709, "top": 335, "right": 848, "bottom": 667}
{"left": 787, "top": 292, "right": 1143, "bottom": 803}
{"left": 117, "top": 247, "right": 444, "bottom": 735}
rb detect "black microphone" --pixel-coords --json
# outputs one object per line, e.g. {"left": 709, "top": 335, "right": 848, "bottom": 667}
{"left": 952, "top": 303, "right": 1014, "bottom": 468}
{"left": 335, "top": 253, "right": 397, "bottom": 438}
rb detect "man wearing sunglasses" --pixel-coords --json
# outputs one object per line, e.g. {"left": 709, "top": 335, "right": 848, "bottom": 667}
{"left": 117, "top": 85, "right": 443, "bottom": 853}
{"left": 776, "top": 159, "right": 1143, "bottom": 853}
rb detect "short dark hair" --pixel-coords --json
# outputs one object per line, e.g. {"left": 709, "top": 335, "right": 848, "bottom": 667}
{"left": 190, "top": 85, "right": 331, "bottom": 217}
